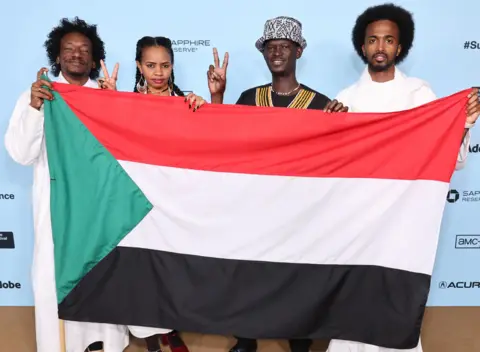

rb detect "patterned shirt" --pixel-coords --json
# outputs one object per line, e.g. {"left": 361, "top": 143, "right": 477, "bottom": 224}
{"left": 236, "top": 83, "right": 330, "bottom": 110}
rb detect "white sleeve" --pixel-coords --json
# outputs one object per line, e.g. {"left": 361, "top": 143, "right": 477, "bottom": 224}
{"left": 455, "top": 130, "right": 470, "bottom": 171}
{"left": 413, "top": 85, "right": 468, "bottom": 171}
{"left": 4, "top": 91, "right": 45, "bottom": 166}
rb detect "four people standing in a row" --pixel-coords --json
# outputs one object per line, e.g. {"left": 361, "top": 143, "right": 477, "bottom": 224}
{"left": 5, "top": 3, "right": 480, "bottom": 352}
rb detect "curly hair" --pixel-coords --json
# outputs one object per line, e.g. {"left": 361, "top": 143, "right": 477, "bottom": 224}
{"left": 44, "top": 17, "right": 106, "bottom": 79}
{"left": 352, "top": 3, "right": 415, "bottom": 64}
{"left": 133, "top": 36, "right": 184, "bottom": 96}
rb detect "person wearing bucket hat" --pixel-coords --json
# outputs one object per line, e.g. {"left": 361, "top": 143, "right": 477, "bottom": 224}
{"left": 208, "top": 16, "right": 347, "bottom": 114}
{"left": 208, "top": 16, "right": 347, "bottom": 352}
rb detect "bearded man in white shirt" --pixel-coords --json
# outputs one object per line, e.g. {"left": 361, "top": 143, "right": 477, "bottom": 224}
{"left": 327, "top": 4, "right": 480, "bottom": 352}
{"left": 335, "top": 3, "right": 479, "bottom": 171}
{"left": 4, "top": 17, "right": 129, "bottom": 352}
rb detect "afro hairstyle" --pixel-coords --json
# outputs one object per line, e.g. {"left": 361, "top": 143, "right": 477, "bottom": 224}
{"left": 44, "top": 17, "right": 106, "bottom": 79}
{"left": 352, "top": 3, "right": 415, "bottom": 64}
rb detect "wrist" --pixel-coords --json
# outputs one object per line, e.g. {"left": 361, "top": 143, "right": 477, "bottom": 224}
{"left": 29, "top": 102, "right": 40, "bottom": 111}
{"left": 211, "top": 93, "right": 224, "bottom": 104}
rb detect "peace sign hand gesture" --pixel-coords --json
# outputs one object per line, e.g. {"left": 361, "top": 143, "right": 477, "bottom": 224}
{"left": 207, "top": 48, "right": 229, "bottom": 97}
{"left": 98, "top": 60, "right": 119, "bottom": 90}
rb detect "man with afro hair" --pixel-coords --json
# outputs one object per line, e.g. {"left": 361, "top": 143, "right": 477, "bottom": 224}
{"left": 334, "top": 3, "right": 478, "bottom": 173}
{"left": 328, "top": 4, "right": 479, "bottom": 352}
{"left": 4, "top": 17, "right": 128, "bottom": 352}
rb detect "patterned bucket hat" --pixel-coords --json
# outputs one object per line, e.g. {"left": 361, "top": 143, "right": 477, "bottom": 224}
{"left": 255, "top": 16, "right": 307, "bottom": 52}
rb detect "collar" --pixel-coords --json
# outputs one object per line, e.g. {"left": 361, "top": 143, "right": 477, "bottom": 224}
{"left": 359, "top": 65, "right": 406, "bottom": 84}
{"left": 57, "top": 72, "right": 98, "bottom": 88}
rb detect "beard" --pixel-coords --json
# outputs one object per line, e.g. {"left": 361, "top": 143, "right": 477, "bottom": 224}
{"left": 62, "top": 60, "right": 90, "bottom": 78}
{"left": 367, "top": 57, "right": 395, "bottom": 73}
{"left": 65, "top": 69, "right": 90, "bottom": 78}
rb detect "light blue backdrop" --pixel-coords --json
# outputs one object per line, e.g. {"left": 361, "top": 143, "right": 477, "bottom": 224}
{"left": 0, "top": 0, "right": 478, "bottom": 306}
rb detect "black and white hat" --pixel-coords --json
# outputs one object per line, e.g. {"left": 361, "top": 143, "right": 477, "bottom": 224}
{"left": 255, "top": 16, "right": 307, "bottom": 52}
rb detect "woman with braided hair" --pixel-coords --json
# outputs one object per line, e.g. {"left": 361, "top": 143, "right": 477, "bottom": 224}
{"left": 131, "top": 35, "right": 194, "bottom": 352}
{"left": 99, "top": 36, "right": 205, "bottom": 112}
{"left": 97, "top": 36, "right": 197, "bottom": 352}
{"left": 133, "top": 36, "right": 205, "bottom": 111}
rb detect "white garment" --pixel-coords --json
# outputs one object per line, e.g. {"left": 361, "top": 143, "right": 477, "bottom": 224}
{"left": 335, "top": 66, "right": 469, "bottom": 170}
{"left": 327, "top": 340, "right": 423, "bottom": 352}
{"left": 327, "top": 66, "right": 470, "bottom": 352}
{"left": 4, "top": 73, "right": 170, "bottom": 352}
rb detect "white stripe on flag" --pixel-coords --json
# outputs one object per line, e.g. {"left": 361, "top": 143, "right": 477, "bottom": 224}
{"left": 117, "top": 160, "right": 448, "bottom": 275}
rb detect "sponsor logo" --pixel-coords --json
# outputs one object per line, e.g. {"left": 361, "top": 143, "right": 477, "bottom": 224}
{"left": 439, "top": 281, "right": 480, "bottom": 289}
{"left": 455, "top": 235, "right": 480, "bottom": 249}
{"left": 446, "top": 189, "right": 480, "bottom": 203}
{"left": 0, "top": 193, "right": 15, "bottom": 200}
{"left": 446, "top": 189, "right": 460, "bottom": 203}
{"left": 0, "top": 281, "right": 21, "bottom": 289}
{"left": 464, "top": 41, "right": 480, "bottom": 50}
{"left": 172, "top": 39, "right": 211, "bottom": 53}
{"left": 469, "top": 144, "right": 480, "bottom": 153}
{"left": 0, "top": 232, "right": 14, "bottom": 249}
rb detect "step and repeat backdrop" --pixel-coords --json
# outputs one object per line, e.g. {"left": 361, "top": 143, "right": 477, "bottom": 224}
{"left": 0, "top": 0, "right": 479, "bottom": 307}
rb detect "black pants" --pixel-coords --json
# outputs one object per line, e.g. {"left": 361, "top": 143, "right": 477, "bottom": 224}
{"left": 88, "top": 336, "right": 163, "bottom": 351}
{"left": 288, "top": 339, "right": 313, "bottom": 351}
{"left": 87, "top": 341, "right": 103, "bottom": 351}
{"left": 235, "top": 337, "right": 312, "bottom": 351}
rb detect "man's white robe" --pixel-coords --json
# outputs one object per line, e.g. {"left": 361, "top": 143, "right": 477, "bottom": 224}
{"left": 4, "top": 73, "right": 170, "bottom": 352}
{"left": 326, "top": 66, "right": 470, "bottom": 352}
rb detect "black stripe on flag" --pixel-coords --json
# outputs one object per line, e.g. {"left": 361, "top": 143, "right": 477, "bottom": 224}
{"left": 59, "top": 247, "right": 429, "bottom": 349}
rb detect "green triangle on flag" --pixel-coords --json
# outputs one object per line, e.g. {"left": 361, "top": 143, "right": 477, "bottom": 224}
{"left": 43, "top": 84, "right": 153, "bottom": 303}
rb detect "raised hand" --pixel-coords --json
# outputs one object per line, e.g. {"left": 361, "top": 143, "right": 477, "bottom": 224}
{"left": 324, "top": 99, "right": 349, "bottom": 113}
{"left": 207, "top": 48, "right": 229, "bottom": 97}
{"left": 30, "top": 68, "right": 53, "bottom": 110}
{"left": 98, "top": 60, "right": 119, "bottom": 90}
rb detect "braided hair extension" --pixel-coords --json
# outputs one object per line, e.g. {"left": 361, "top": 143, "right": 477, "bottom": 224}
{"left": 133, "top": 36, "right": 184, "bottom": 96}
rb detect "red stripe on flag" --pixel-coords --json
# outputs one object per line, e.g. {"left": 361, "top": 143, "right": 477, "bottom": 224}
{"left": 52, "top": 83, "right": 468, "bottom": 182}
